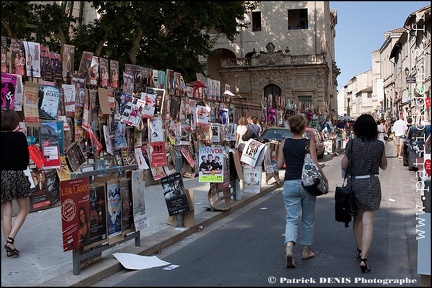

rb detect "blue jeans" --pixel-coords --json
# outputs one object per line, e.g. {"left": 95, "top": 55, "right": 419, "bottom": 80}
{"left": 282, "top": 179, "right": 316, "bottom": 246}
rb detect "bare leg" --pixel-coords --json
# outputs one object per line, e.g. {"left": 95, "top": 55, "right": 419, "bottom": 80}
{"left": 285, "top": 241, "right": 295, "bottom": 268}
{"left": 360, "top": 210, "right": 375, "bottom": 260}
{"left": 353, "top": 209, "right": 364, "bottom": 255}
{"left": 8, "top": 197, "right": 30, "bottom": 240}
{"left": 1, "top": 201, "right": 13, "bottom": 242}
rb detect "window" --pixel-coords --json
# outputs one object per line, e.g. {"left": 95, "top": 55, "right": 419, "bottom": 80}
{"left": 288, "top": 9, "right": 308, "bottom": 30}
{"left": 252, "top": 11, "right": 261, "bottom": 32}
{"left": 367, "top": 92, "right": 372, "bottom": 98}
{"left": 298, "top": 96, "right": 312, "bottom": 106}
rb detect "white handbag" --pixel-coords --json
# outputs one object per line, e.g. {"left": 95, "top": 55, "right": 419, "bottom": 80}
{"left": 301, "top": 144, "right": 327, "bottom": 196}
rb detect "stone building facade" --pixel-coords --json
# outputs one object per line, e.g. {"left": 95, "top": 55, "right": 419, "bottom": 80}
{"left": 203, "top": 1, "right": 339, "bottom": 123}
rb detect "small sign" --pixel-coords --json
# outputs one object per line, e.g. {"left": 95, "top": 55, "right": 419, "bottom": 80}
{"left": 406, "top": 76, "right": 416, "bottom": 83}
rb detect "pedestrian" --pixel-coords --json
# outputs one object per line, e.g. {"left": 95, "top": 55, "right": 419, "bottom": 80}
{"left": 1, "top": 109, "right": 31, "bottom": 257}
{"left": 377, "top": 119, "right": 387, "bottom": 144}
{"left": 276, "top": 114, "right": 328, "bottom": 268}
{"left": 341, "top": 114, "right": 387, "bottom": 273}
{"left": 392, "top": 115, "right": 407, "bottom": 159}
{"left": 235, "top": 117, "right": 248, "bottom": 152}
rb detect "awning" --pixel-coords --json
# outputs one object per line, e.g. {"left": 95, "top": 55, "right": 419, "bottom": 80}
{"left": 223, "top": 90, "right": 235, "bottom": 96}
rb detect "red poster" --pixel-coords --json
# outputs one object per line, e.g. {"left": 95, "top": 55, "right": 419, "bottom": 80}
{"left": 60, "top": 177, "right": 90, "bottom": 252}
{"left": 149, "top": 141, "right": 167, "bottom": 167}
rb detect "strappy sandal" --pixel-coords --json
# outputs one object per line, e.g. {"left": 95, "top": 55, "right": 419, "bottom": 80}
{"left": 4, "top": 237, "right": 20, "bottom": 257}
{"left": 356, "top": 248, "right": 362, "bottom": 261}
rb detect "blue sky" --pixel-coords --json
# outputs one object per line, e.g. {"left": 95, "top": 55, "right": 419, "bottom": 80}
{"left": 329, "top": 1, "right": 430, "bottom": 91}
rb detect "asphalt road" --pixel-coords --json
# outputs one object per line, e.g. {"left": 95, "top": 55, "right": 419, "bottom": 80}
{"left": 92, "top": 150, "right": 421, "bottom": 287}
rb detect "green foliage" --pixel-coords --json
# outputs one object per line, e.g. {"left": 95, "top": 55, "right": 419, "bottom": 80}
{"left": 1, "top": 1, "right": 259, "bottom": 82}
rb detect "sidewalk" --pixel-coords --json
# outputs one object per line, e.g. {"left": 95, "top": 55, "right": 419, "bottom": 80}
{"left": 1, "top": 170, "right": 282, "bottom": 287}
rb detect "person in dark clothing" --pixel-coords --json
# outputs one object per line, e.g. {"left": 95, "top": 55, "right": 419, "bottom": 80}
{"left": 341, "top": 114, "right": 387, "bottom": 274}
{"left": 1, "top": 109, "right": 31, "bottom": 257}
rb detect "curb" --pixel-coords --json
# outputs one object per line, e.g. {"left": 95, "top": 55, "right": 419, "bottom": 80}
{"left": 40, "top": 182, "right": 281, "bottom": 287}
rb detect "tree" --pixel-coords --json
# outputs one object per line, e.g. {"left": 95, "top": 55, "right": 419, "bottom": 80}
{"left": 1, "top": 1, "right": 259, "bottom": 82}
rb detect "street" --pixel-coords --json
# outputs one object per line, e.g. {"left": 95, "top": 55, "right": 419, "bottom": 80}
{"left": 92, "top": 147, "right": 421, "bottom": 287}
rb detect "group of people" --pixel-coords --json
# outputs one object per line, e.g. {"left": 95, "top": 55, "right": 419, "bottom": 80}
{"left": 276, "top": 113, "right": 387, "bottom": 274}
{"left": 235, "top": 116, "right": 262, "bottom": 152}
{"left": 199, "top": 154, "right": 222, "bottom": 172}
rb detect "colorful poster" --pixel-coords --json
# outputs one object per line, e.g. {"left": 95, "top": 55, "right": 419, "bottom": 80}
{"left": 40, "top": 44, "right": 53, "bottom": 79}
{"left": 109, "top": 59, "right": 119, "bottom": 89}
{"left": 23, "top": 81, "right": 40, "bottom": 123}
{"left": 29, "top": 169, "right": 50, "bottom": 211}
{"left": 106, "top": 180, "right": 122, "bottom": 239}
{"left": 198, "top": 146, "right": 224, "bottom": 183}
{"left": 160, "top": 172, "right": 191, "bottom": 216}
{"left": 62, "top": 44, "right": 75, "bottom": 78}
{"left": 140, "top": 92, "right": 156, "bottom": 119}
{"left": 60, "top": 177, "right": 90, "bottom": 252}
{"left": 1, "top": 73, "right": 17, "bottom": 110}
{"left": 149, "top": 141, "right": 167, "bottom": 168}
{"left": 120, "top": 178, "right": 134, "bottom": 235}
{"left": 62, "top": 83, "right": 76, "bottom": 116}
{"left": 10, "top": 38, "right": 25, "bottom": 76}
{"left": 131, "top": 170, "right": 148, "bottom": 231}
{"left": 13, "top": 75, "right": 24, "bottom": 111}
{"left": 40, "top": 121, "right": 61, "bottom": 169}
{"left": 1, "top": 38, "right": 7, "bottom": 73}
{"left": 196, "top": 104, "right": 210, "bottom": 126}
{"left": 87, "top": 182, "right": 107, "bottom": 249}
{"left": 23, "top": 41, "right": 41, "bottom": 78}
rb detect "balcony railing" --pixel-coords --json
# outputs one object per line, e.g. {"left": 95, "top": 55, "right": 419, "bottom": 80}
{"left": 220, "top": 54, "right": 326, "bottom": 68}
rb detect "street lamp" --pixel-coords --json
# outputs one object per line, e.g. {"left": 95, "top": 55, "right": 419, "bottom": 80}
{"left": 405, "top": 67, "right": 410, "bottom": 77}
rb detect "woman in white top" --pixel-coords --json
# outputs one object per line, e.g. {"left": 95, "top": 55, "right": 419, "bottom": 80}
{"left": 377, "top": 119, "right": 387, "bottom": 145}
{"left": 236, "top": 117, "right": 248, "bottom": 151}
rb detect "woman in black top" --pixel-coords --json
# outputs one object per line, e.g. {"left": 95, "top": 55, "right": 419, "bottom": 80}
{"left": 276, "top": 114, "right": 328, "bottom": 268}
{"left": 1, "top": 109, "right": 31, "bottom": 257}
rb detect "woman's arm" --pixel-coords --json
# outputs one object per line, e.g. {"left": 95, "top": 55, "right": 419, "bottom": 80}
{"left": 276, "top": 140, "right": 285, "bottom": 169}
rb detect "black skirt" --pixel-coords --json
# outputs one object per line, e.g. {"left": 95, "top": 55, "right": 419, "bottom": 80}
{"left": 1, "top": 170, "right": 31, "bottom": 203}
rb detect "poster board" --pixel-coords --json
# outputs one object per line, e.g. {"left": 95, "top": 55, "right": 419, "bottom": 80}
{"left": 167, "top": 189, "right": 194, "bottom": 227}
{"left": 161, "top": 172, "right": 192, "bottom": 216}
{"left": 59, "top": 177, "right": 90, "bottom": 252}
{"left": 106, "top": 179, "right": 123, "bottom": 245}
{"left": 85, "top": 181, "right": 108, "bottom": 250}
{"left": 120, "top": 177, "right": 135, "bottom": 236}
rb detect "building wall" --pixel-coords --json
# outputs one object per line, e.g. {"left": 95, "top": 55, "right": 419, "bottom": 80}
{"left": 205, "top": 1, "right": 338, "bottom": 120}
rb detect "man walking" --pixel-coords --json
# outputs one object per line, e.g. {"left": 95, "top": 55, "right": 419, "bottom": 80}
{"left": 392, "top": 115, "right": 408, "bottom": 159}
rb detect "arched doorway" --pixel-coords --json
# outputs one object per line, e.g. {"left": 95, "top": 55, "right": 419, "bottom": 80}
{"left": 262, "top": 84, "right": 282, "bottom": 127}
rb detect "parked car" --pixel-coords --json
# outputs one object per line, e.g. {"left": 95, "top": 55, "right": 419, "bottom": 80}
{"left": 259, "top": 127, "right": 324, "bottom": 158}
{"left": 403, "top": 125, "right": 425, "bottom": 171}
{"left": 259, "top": 127, "right": 292, "bottom": 142}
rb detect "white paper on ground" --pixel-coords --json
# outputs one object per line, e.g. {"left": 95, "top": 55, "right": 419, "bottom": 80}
{"left": 113, "top": 252, "right": 171, "bottom": 270}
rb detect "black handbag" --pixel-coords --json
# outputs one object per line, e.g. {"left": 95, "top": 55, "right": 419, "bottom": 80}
{"left": 335, "top": 141, "right": 357, "bottom": 227}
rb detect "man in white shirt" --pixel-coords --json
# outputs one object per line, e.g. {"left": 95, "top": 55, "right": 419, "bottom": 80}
{"left": 392, "top": 115, "right": 408, "bottom": 159}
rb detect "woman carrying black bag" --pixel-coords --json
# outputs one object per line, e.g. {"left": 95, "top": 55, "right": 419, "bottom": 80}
{"left": 341, "top": 114, "right": 387, "bottom": 274}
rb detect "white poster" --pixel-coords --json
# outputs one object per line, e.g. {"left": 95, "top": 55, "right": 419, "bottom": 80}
{"left": 240, "top": 139, "right": 268, "bottom": 167}
{"left": 131, "top": 170, "right": 148, "bottom": 231}
{"left": 243, "top": 164, "right": 262, "bottom": 193}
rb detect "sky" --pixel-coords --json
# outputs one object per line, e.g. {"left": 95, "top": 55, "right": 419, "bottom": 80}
{"left": 329, "top": 1, "right": 430, "bottom": 91}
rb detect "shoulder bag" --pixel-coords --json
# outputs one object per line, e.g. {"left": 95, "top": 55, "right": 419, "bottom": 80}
{"left": 335, "top": 141, "right": 357, "bottom": 228}
{"left": 301, "top": 140, "right": 327, "bottom": 196}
